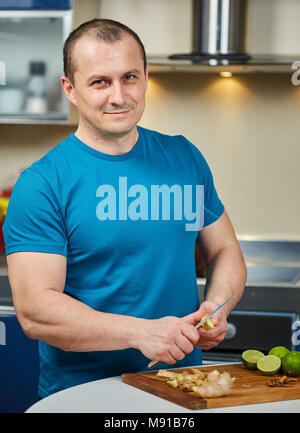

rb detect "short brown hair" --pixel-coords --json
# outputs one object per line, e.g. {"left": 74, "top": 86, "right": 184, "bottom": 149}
{"left": 63, "top": 18, "right": 147, "bottom": 84}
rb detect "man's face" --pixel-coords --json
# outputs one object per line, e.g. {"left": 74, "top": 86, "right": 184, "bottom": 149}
{"left": 65, "top": 34, "right": 148, "bottom": 139}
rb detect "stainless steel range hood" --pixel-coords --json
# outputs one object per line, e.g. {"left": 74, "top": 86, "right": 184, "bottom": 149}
{"left": 156, "top": 0, "right": 299, "bottom": 71}
{"left": 193, "top": 0, "right": 249, "bottom": 59}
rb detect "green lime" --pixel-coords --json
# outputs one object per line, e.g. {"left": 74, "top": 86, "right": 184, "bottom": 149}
{"left": 268, "top": 346, "right": 289, "bottom": 360}
{"left": 282, "top": 351, "right": 300, "bottom": 377}
{"left": 257, "top": 355, "right": 281, "bottom": 375}
{"left": 242, "top": 349, "right": 265, "bottom": 370}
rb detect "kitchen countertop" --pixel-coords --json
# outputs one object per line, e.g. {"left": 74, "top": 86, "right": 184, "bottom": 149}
{"left": 26, "top": 364, "right": 300, "bottom": 413}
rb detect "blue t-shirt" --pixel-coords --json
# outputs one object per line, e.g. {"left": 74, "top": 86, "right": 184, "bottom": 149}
{"left": 3, "top": 126, "right": 224, "bottom": 398}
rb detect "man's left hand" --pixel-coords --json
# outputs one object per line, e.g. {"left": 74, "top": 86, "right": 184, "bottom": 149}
{"left": 183, "top": 300, "right": 228, "bottom": 350}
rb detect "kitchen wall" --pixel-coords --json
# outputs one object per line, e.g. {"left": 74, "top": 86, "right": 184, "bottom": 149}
{"left": 99, "top": 0, "right": 300, "bottom": 56}
{"left": 142, "top": 73, "right": 300, "bottom": 239}
{"left": 0, "top": 0, "right": 300, "bottom": 238}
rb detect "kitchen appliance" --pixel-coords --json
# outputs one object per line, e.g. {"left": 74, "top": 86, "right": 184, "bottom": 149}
{"left": 170, "top": 0, "right": 250, "bottom": 64}
{"left": 198, "top": 239, "right": 300, "bottom": 364}
{"left": 166, "top": 0, "right": 300, "bottom": 69}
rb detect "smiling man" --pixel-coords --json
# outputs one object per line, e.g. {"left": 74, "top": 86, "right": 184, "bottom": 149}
{"left": 62, "top": 20, "right": 148, "bottom": 152}
{"left": 3, "top": 19, "right": 246, "bottom": 399}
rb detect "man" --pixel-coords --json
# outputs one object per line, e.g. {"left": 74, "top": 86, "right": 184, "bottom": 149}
{"left": 3, "top": 19, "right": 247, "bottom": 399}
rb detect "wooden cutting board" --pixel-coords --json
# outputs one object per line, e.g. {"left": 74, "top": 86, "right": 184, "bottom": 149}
{"left": 122, "top": 363, "right": 300, "bottom": 410}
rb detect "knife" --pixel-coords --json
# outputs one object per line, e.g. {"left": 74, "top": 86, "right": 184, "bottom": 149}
{"left": 147, "top": 295, "right": 234, "bottom": 369}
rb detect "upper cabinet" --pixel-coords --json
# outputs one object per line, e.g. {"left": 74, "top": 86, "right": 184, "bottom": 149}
{"left": 0, "top": 8, "right": 72, "bottom": 124}
{"left": 0, "top": 0, "right": 100, "bottom": 125}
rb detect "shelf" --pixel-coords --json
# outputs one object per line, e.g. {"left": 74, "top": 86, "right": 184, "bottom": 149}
{"left": 0, "top": 112, "right": 69, "bottom": 125}
{"left": 148, "top": 54, "right": 300, "bottom": 74}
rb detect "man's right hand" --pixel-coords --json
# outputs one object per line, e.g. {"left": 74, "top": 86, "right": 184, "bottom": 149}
{"left": 135, "top": 316, "right": 200, "bottom": 365}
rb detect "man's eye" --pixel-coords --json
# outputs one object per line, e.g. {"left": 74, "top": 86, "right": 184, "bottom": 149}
{"left": 125, "top": 74, "right": 136, "bottom": 81}
{"left": 93, "top": 80, "right": 105, "bottom": 85}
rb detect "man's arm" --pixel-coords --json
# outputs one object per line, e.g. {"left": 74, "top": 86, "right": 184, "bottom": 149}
{"left": 186, "top": 210, "right": 247, "bottom": 350}
{"left": 198, "top": 210, "right": 247, "bottom": 314}
{"left": 7, "top": 252, "right": 199, "bottom": 363}
{"left": 7, "top": 251, "right": 139, "bottom": 352}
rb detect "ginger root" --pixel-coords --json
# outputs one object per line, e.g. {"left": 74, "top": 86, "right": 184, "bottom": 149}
{"left": 192, "top": 371, "right": 233, "bottom": 397}
{"left": 157, "top": 368, "right": 235, "bottom": 398}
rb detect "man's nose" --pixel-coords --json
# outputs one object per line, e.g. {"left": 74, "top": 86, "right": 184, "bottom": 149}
{"left": 108, "top": 81, "right": 126, "bottom": 107}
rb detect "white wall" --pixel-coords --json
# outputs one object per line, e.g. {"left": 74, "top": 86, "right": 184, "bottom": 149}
{"left": 141, "top": 73, "right": 300, "bottom": 239}
{"left": 99, "top": 0, "right": 193, "bottom": 56}
{"left": 248, "top": 0, "right": 300, "bottom": 55}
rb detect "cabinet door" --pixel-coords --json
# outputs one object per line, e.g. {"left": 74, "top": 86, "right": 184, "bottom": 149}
{"left": 0, "top": 10, "right": 72, "bottom": 123}
{"left": 0, "top": 310, "right": 40, "bottom": 413}
{"left": 0, "top": 1, "right": 72, "bottom": 8}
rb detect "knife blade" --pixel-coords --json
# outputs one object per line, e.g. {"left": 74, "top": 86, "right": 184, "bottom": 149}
{"left": 147, "top": 295, "right": 234, "bottom": 369}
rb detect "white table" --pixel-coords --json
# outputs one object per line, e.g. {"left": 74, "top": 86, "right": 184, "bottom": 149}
{"left": 26, "top": 364, "right": 300, "bottom": 413}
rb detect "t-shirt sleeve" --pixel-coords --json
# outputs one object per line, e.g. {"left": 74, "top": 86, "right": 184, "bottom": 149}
{"left": 201, "top": 157, "right": 225, "bottom": 227}
{"left": 2, "top": 167, "right": 67, "bottom": 256}
{"left": 178, "top": 135, "right": 225, "bottom": 227}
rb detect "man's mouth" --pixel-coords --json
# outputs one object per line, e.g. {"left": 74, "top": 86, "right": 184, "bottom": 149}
{"left": 103, "top": 109, "right": 131, "bottom": 116}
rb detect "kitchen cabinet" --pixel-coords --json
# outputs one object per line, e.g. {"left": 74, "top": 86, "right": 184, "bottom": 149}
{"left": 0, "top": 0, "right": 71, "bottom": 8}
{"left": 0, "top": 308, "right": 40, "bottom": 413}
{"left": 0, "top": 274, "right": 39, "bottom": 413}
{"left": 0, "top": 0, "right": 99, "bottom": 125}
{"left": 0, "top": 9, "right": 72, "bottom": 124}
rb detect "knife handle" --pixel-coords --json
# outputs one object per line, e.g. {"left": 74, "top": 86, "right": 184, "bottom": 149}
{"left": 147, "top": 295, "right": 235, "bottom": 370}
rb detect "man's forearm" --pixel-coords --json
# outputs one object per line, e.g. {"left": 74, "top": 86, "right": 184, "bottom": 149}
{"left": 21, "top": 288, "right": 144, "bottom": 352}
{"left": 204, "top": 244, "right": 247, "bottom": 316}
{"left": 20, "top": 288, "right": 201, "bottom": 364}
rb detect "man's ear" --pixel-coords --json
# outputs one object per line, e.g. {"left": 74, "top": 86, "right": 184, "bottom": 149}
{"left": 60, "top": 75, "right": 77, "bottom": 106}
{"left": 144, "top": 64, "right": 149, "bottom": 92}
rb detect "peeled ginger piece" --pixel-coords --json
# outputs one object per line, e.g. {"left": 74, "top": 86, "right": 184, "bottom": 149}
{"left": 192, "top": 372, "right": 233, "bottom": 398}
{"left": 201, "top": 314, "right": 215, "bottom": 330}
{"left": 157, "top": 368, "right": 236, "bottom": 398}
